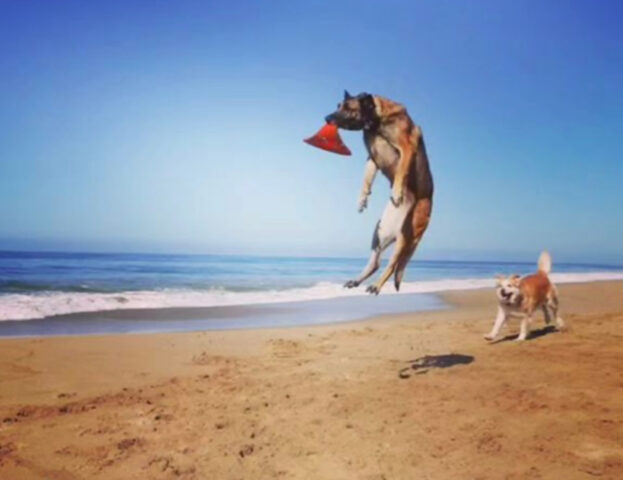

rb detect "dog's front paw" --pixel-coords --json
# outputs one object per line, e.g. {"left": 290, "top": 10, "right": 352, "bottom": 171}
{"left": 344, "top": 280, "right": 359, "bottom": 289}
{"left": 390, "top": 189, "right": 403, "bottom": 207}
{"left": 366, "top": 285, "right": 380, "bottom": 295}
{"left": 515, "top": 336, "right": 527, "bottom": 342}
{"left": 484, "top": 334, "right": 495, "bottom": 341}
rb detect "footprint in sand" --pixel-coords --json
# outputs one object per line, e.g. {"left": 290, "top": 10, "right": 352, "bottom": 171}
{"left": 191, "top": 353, "right": 233, "bottom": 366}
{"left": 269, "top": 338, "right": 336, "bottom": 358}
{"left": 269, "top": 339, "right": 304, "bottom": 358}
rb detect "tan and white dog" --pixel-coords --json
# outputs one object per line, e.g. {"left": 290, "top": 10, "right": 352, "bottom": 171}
{"left": 485, "top": 251, "right": 565, "bottom": 342}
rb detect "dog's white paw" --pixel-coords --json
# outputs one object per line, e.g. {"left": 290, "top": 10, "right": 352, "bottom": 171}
{"left": 390, "top": 189, "right": 403, "bottom": 207}
{"left": 484, "top": 334, "right": 495, "bottom": 341}
{"left": 358, "top": 196, "right": 368, "bottom": 213}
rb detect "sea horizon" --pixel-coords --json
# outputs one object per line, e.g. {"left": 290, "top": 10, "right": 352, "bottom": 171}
{"left": 2, "top": 247, "right": 623, "bottom": 266}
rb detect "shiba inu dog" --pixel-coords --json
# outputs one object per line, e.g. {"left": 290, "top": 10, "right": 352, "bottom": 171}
{"left": 485, "top": 251, "right": 565, "bottom": 342}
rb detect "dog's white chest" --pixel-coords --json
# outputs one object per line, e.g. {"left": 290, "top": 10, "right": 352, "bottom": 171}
{"left": 367, "top": 135, "right": 399, "bottom": 173}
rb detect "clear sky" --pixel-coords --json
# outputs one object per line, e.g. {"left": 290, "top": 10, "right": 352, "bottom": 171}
{"left": 1, "top": 1, "right": 622, "bottom": 263}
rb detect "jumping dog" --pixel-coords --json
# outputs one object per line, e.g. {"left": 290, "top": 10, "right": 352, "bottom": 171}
{"left": 325, "top": 91, "right": 434, "bottom": 294}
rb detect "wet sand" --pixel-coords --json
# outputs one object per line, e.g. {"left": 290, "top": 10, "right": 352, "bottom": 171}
{"left": 0, "top": 293, "right": 444, "bottom": 337}
{"left": 0, "top": 281, "right": 622, "bottom": 479}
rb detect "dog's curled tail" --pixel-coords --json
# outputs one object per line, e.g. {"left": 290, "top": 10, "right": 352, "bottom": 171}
{"left": 393, "top": 244, "right": 418, "bottom": 291}
{"left": 538, "top": 251, "right": 552, "bottom": 275}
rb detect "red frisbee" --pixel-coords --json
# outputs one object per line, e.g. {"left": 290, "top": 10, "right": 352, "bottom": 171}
{"left": 304, "top": 123, "right": 351, "bottom": 156}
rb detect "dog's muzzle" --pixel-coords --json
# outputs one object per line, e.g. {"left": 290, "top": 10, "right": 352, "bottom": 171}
{"left": 324, "top": 111, "right": 365, "bottom": 131}
{"left": 498, "top": 287, "right": 522, "bottom": 306}
{"left": 498, "top": 288, "right": 515, "bottom": 304}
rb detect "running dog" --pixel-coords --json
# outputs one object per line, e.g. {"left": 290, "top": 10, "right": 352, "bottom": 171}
{"left": 325, "top": 91, "right": 433, "bottom": 294}
{"left": 485, "top": 251, "right": 565, "bottom": 342}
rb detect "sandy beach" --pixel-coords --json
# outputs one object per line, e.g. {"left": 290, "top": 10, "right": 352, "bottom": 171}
{"left": 1, "top": 281, "right": 622, "bottom": 479}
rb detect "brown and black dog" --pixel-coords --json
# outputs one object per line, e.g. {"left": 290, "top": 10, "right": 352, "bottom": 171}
{"left": 325, "top": 91, "right": 433, "bottom": 294}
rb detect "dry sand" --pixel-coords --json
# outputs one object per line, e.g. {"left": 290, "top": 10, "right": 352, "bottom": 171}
{"left": 0, "top": 281, "right": 622, "bottom": 479}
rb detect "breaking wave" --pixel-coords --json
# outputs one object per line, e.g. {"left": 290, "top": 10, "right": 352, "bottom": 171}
{"left": 1, "top": 271, "right": 622, "bottom": 321}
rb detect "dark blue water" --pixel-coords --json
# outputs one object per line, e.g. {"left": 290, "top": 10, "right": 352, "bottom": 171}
{"left": 2, "top": 250, "right": 620, "bottom": 294}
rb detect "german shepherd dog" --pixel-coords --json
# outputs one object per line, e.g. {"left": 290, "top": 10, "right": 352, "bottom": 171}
{"left": 325, "top": 91, "right": 433, "bottom": 294}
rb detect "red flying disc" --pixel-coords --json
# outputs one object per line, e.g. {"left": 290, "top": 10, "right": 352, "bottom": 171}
{"left": 304, "top": 123, "right": 351, "bottom": 156}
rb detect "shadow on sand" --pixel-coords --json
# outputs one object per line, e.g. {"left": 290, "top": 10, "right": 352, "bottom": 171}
{"left": 490, "top": 325, "right": 559, "bottom": 344}
{"left": 398, "top": 353, "right": 474, "bottom": 379}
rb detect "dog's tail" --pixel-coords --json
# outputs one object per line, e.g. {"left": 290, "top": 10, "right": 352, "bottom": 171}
{"left": 537, "top": 251, "right": 552, "bottom": 275}
{"left": 393, "top": 244, "right": 417, "bottom": 291}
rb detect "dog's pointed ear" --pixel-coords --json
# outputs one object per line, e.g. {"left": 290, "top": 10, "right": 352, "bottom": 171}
{"left": 510, "top": 274, "right": 521, "bottom": 287}
{"left": 344, "top": 90, "right": 352, "bottom": 101}
{"left": 494, "top": 275, "right": 504, "bottom": 285}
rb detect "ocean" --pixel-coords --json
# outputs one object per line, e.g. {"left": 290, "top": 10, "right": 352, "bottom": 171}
{"left": 0, "top": 252, "right": 623, "bottom": 321}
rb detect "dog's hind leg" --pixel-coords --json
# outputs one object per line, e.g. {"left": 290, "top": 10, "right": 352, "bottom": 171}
{"left": 366, "top": 235, "right": 407, "bottom": 295}
{"left": 346, "top": 197, "right": 409, "bottom": 289}
{"left": 366, "top": 195, "right": 424, "bottom": 295}
{"left": 548, "top": 292, "right": 565, "bottom": 330}
{"left": 344, "top": 220, "right": 395, "bottom": 288}
{"left": 393, "top": 198, "right": 432, "bottom": 291}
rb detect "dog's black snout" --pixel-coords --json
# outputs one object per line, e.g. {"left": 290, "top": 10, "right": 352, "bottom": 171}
{"left": 325, "top": 114, "right": 336, "bottom": 124}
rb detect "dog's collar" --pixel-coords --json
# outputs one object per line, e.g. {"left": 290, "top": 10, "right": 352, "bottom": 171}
{"left": 359, "top": 93, "right": 380, "bottom": 131}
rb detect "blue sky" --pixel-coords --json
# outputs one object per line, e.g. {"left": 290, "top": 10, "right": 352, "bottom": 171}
{"left": 1, "top": 1, "right": 622, "bottom": 262}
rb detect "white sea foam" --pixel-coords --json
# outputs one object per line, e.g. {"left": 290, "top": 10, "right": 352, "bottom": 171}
{"left": 0, "top": 271, "right": 622, "bottom": 321}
